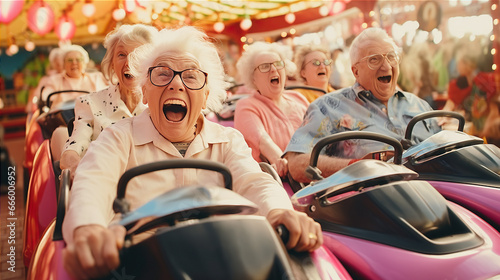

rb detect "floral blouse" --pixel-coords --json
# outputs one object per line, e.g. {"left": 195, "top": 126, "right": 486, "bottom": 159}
{"left": 63, "top": 84, "right": 147, "bottom": 156}
{"left": 284, "top": 83, "right": 441, "bottom": 159}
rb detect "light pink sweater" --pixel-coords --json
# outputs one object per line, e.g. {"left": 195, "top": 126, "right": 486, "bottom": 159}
{"left": 234, "top": 90, "right": 309, "bottom": 162}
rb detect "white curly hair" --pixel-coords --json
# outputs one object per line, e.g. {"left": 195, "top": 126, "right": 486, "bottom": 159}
{"left": 128, "top": 26, "right": 228, "bottom": 113}
{"left": 101, "top": 24, "right": 158, "bottom": 84}
{"left": 236, "top": 41, "right": 296, "bottom": 90}
{"left": 61, "top": 44, "right": 90, "bottom": 65}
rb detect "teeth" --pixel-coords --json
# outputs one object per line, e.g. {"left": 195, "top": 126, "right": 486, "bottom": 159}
{"left": 164, "top": 99, "right": 186, "bottom": 107}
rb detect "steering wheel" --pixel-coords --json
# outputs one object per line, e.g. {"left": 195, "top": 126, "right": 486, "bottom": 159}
{"left": 114, "top": 159, "right": 233, "bottom": 215}
{"left": 292, "top": 131, "right": 415, "bottom": 207}
{"left": 307, "top": 131, "right": 404, "bottom": 180}
{"left": 292, "top": 131, "right": 415, "bottom": 206}
{"left": 45, "top": 90, "right": 90, "bottom": 109}
{"left": 402, "top": 110, "right": 465, "bottom": 149}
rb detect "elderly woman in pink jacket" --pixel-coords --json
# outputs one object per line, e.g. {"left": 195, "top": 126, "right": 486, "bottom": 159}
{"left": 234, "top": 42, "right": 309, "bottom": 177}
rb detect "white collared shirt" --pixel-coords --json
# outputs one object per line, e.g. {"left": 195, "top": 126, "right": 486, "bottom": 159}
{"left": 62, "top": 109, "right": 292, "bottom": 244}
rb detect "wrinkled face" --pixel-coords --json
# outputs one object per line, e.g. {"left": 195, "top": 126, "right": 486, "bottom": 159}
{"left": 113, "top": 41, "right": 141, "bottom": 90}
{"left": 142, "top": 52, "right": 208, "bottom": 143}
{"left": 352, "top": 40, "right": 399, "bottom": 103}
{"left": 64, "top": 51, "right": 85, "bottom": 78}
{"left": 300, "top": 51, "right": 331, "bottom": 89}
{"left": 252, "top": 52, "right": 286, "bottom": 99}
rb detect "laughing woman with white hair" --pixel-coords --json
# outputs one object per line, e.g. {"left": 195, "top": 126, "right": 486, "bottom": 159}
{"left": 62, "top": 26, "right": 322, "bottom": 279}
{"left": 234, "top": 42, "right": 309, "bottom": 177}
{"left": 47, "top": 44, "right": 110, "bottom": 161}
{"left": 42, "top": 44, "right": 109, "bottom": 107}
{"left": 59, "top": 24, "right": 157, "bottom": 178}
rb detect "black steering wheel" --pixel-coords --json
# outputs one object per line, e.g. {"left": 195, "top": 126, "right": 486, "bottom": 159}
{"left": 402, "top": 110, "right": 465, "bottom": 149}
{"left": 113, "top": 159, "right": 233, "bottom": 214}
{"left": 45, "top": 90, "right": 90, "bottom": 109}
{"left": 292, "top": 131, "right": 415, "bottom": 204}
{"left": 306, "top": 131, "right": 404, "bottom": 181}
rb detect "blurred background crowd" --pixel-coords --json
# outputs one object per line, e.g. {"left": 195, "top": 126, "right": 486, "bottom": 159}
{"left": 1, "top": 0, "right": 500, "bottom": 141}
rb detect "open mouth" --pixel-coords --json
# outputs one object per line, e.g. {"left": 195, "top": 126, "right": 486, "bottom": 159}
{"left": 163, "top": 100, "right": 187, "bottom": 122}
{"left": 317, "top": 71, "right": 326, "bottom": 76}
{"left": 378, "top": 75, "right": 392, "bottom": 83}
{"left": 270, "top": 76, "right": 280, "bottom": 85}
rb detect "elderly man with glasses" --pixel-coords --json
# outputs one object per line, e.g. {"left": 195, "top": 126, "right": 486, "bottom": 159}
{"left": 284, "top": 27, "right": 441, "bottom": 183}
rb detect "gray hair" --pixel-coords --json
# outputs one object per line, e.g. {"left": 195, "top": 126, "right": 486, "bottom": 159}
{"left": 61, "top": 44, "right": 90, "bottom": 65}
{"left": 128, "top": 26, "right": 227, "bottom": 113}
{"left": 236, "top": 41, "right": 296, "bottom": 90}
{"left": 349, "top": 27, "right": 400, "bottom": 66}
{"left": 293, "top": 44, "right": 330, "bottom": 83}
{"left": 101, "top": 24, "right": 158, "bottom": 84}
{"left": 48, "top": 48, "right": 64, "bottom": 69}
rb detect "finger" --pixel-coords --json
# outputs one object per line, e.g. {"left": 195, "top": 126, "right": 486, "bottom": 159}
{"left": 100, "top": 226, "right": 127, "bottom": 271}
{"left": 283, "top": 213, "right": 306, "bottom": 250}
{"left": 293, "top": 222, "right": 314, "bottom": 252}
{"left": 74, "top": 233, "right": 111, "bottom": 279}
{"left": 63, "top": 246, "right": 90, "bottom": 280}
{"left": 294, "top": 216, "right": 322, "bottom": 252}
{"left": 309, "top": 223, "right": 323, "bottom": 251}
{"left": 110, "top": 225, "right": 127, "bottom": 249}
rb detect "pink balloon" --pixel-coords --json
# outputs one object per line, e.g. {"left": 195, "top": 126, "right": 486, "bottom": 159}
{"left": 0, "top": 0, "right": 25, "bottom": 23}
{"left": 27, "top": 1, "right": 55, "bottom": 36}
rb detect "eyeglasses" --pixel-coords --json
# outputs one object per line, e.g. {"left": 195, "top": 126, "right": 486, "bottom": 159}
{"left": 307, "top": 59, "right": 332, "bottom": 67}
{"left": 66, "top": 58, "right": 83, "bottom": 63}
{"left": 148, "top": 66, "right": 208, "bottom": 90}
{"left": 356, "top": 51, "right": 400, "bottom": 70}
{"left": 254, "top": 60, "right": 285, "bottom": 73}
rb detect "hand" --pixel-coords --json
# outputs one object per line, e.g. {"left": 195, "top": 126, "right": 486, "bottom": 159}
{"left": 271, "top": 158, "right": 288, "bottom": 178}
{"left": 266, "top": 209, "right": 323, "bottom": 252}
{"left": 60, "top": 150, "right": 81, "bottom": 180}
{"left": 63, "top": 224, "right": 126, "bottom": 279}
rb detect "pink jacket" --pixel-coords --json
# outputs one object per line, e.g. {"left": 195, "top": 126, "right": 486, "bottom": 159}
{"left": 234, "top": 90, "right": 309, "bottom": 162}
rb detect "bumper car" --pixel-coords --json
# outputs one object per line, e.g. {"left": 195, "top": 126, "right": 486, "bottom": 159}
{"left": 23, "top": 90, "right": 88, "bottom": 267}
{"left": 23, "top": 89, "right": 89, "bottom": 195}
{"left": 291, "top": 131, "right": 500, "bottom": 279}
{"left": 401, "top": 110, "right": 500, "bottom": 231}
{"left": 28, "top": 159, "right": 351, "bottom": 280}
{"left": 205, "top": 93, "right": 249, "bottom": 128}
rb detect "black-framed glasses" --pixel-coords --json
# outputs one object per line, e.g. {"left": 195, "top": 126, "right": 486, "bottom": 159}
{"left": 307, "top": 59, "right": 332, "bottom": 67}
{"left": 148, "top": 66, "right": 208, "bottom": 90}
{"left": 356, "top": 51, "right": 400, "bottom": 70}
{"left": 254, "top": 60, "right": 285, "bottom": 73}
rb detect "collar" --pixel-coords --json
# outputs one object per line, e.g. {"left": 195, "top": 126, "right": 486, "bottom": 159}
{"left": 132, "top": 108, "right": 231, "bottom": 148}
{"left": 352, "top": 82, "right": 407, "bottom": 101}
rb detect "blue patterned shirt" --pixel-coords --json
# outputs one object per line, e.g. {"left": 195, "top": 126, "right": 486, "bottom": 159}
{"left": 284, "top": 83, "right": 441, "bottom": 159}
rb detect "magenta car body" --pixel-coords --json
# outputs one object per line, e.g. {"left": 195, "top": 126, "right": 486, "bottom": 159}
{"left": 28, "top": 160, "right": 352, "bottom": 280}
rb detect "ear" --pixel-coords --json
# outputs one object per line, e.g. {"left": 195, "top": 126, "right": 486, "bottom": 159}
{"left": 300, "top": 68, "right": 307, "bottom": 79}
{"left": 202, "top": 90, "right": 209, "bottom": 109}
{"left": 142, "top": 86, "right": 148, "bottom": 104}
{"left": 351, "top": 65, "right": 359, "bottom": 79}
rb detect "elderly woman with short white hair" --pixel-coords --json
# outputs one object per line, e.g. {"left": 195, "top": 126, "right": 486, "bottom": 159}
{"left": 234, "top": 42, "right": 309, "bottom": 177}
{"left": 42, "top": 44, "right": 109, "bottom": 106}
{"left": 59, "top": 24, "right": 158, "bottom": 176}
